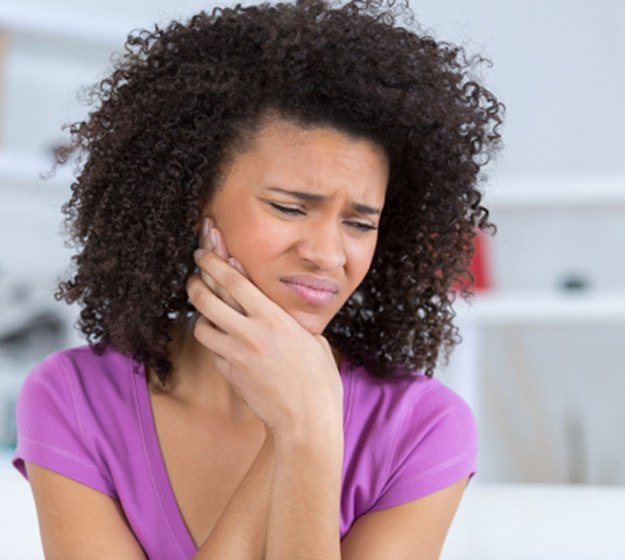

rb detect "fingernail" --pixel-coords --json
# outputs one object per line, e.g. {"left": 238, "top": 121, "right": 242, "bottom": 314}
{"left": 201, "top": 217, "right": 212, "bottom": 238}
{"left": 194, "top": 248, "right": 205, "bottom": 261}
{"left": 228, "top": 257, "right": 244, "bottom": 274}
{"left": 208, "top": 228, "right": 218, "bottom": 250}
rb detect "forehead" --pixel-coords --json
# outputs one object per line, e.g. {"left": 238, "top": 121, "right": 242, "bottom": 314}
{"left": 222, "top": 117, "right": 389, "bottom": 204}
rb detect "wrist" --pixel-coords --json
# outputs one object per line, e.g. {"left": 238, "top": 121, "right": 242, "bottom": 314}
{"left": 271, "top": 418, "right": 343, "bottom": 458}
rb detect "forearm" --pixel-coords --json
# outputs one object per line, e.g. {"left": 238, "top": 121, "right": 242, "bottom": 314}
{"left": 194, "top": 429, "right": 275, "bottom": 560}
{"left": 265, "top": 425, "right": 344, "bottom": 560}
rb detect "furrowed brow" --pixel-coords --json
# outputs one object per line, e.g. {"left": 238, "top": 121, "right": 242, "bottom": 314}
{"left": 351, "top": 202, "right": 381, "bottom": 216}
{"left": 264, "top": 186, "right": 381, "bottom": 215}
{"left": 266, "top": 186, "right": 323, "bottom": 202}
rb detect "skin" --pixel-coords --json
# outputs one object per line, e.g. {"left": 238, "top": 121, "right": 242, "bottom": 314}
{"left": 182, "top": 116, "right": 389, "bottom": 428}
{"left": 203, "top": 118, "right": 388, "bottom": 334}
{"left": 25, "top": 116, "right": 468, "bottom": 559}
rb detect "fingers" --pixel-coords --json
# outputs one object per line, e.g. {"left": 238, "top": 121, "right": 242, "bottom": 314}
{"left": 192, "top": 316, "right": 249, "bottom": 400}
{"left": 187, "top": 272, "right": 248, "bottom": 335}
{"left": 205, "top": 218, "right": 229, "bottom": 261}
{"left": 199, "top": 217, "right": 219, "bottom": 293}
{"left": 197, "top": 217, "right": 247, "bottom": 315}
{"left": 193, "top": 250, "right": 281, "bottom": 320}
{"left": 193, "top": 315, "right": 235, "bottom": 364}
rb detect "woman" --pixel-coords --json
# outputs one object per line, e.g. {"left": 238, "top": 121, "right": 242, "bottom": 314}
{"left": 12, "top": 0, "right": 503, "bottom": 558}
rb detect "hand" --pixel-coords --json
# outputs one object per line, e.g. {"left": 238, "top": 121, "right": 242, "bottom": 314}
{"left": 187, "top": 233, "right": 343, "bottom": 439}
{"left": 197, "top": 217, "right": 247, "bottom": 316}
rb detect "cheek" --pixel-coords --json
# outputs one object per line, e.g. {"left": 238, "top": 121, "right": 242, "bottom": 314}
{"left": 224, "top": 218, "right": 287, "bottom": 272}
{"left": 347, "top": 242, "right": 377, "bottom": 282}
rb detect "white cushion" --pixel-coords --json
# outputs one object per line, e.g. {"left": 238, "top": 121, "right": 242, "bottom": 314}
{"left": 443, "top": 483, "right": 625, "bottom": 560}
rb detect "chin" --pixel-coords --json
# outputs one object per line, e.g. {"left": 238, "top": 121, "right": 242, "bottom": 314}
{"left": 290, "top": 311, "right": 332, "bottom": 336}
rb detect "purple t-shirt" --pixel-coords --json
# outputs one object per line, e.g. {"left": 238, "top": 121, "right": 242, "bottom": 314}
{"left": 12, "top": 345, "right": 476, "bottom": 559}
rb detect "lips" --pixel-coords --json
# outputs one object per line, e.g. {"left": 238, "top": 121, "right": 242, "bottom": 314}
{"left": 280, "top": 274, "right": 340, "bottom": 306}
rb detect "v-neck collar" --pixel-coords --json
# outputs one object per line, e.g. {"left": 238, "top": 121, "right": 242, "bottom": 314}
{"left": 131, "top": 353, "right": 350, "bottom": 558}
{"left": 132, "top": 361, "right": 198, "bottom": 558}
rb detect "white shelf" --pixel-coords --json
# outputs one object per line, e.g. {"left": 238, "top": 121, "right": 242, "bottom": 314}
{"left": 486, "top": 174, "right": 625, "bottom": 210}
{"left": 456, "top": 291, "right": 625, "bottom": 324}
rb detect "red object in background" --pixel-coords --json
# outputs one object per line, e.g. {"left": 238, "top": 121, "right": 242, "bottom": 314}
{"left": 469, "top": 231, "right": 490, "bottom": 291}
{"left": 451, "top": 231, "right": 492, "bottom": 292}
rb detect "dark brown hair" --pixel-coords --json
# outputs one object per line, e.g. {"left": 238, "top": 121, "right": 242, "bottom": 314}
{"left": 56, "top": 0, "right": 504, "bottom": 385}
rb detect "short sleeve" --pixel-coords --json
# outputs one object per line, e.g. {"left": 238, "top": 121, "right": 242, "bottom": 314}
{"left": 369, "top": 382, "right": 477, "bottom": 512}
{"left": 12, "top": 353, "right": 117, "bottom": 498}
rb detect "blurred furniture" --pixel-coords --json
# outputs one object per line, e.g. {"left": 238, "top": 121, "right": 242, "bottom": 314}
{"left": 0, "top": 452, "right": 43, "bottom": 560}
{"left": 442, "top": 482, "right": 625, "bottom": 560}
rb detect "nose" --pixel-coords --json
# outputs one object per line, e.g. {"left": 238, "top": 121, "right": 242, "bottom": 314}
{"left": 296, "top": 222, "right": 347, "bottom": 270}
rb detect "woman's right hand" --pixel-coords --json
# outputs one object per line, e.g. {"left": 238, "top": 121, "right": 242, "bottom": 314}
{"left": 188, "top": 240, "right": 343, "bottom": 440}
{"left": 197, "top": 217, "right": 248, "bottom": 316}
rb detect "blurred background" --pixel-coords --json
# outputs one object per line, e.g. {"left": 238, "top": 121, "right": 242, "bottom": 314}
{"left": 0, "top": 0, "right": 623, "bottom": 558}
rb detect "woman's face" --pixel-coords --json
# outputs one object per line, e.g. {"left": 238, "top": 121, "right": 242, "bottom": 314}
{"left": 201, "top": 117, "right": 389, "bottom": 335}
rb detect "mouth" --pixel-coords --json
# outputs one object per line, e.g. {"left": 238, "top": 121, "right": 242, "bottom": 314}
{"left": 280, "top": 275, "right": 339, "bottom": 306}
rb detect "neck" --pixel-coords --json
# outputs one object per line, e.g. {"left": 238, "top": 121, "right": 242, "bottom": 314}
{"left": 149, "top": 313, "right": 343, "bottom": 420}
{"left": 148, "top": 315, "right": 249, "bottom": 418}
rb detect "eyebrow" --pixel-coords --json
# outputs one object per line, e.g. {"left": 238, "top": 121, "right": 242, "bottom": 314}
{"left": 264, "top": 186, "right": 382, "bottom": 215}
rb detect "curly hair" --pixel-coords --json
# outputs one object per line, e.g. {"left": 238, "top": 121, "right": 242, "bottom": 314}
{"left": 55, "top": 0, "right": 503, "bottom": 385}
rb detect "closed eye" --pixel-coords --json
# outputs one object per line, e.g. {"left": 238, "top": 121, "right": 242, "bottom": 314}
{"left": 269, "top": 202, "right": 377, "bottom": 233}
{"left": 348, "top": 222, "right": 377, "bottom": 232}
{"left": 270, "top": 202, "right": 305, "bottom": 215}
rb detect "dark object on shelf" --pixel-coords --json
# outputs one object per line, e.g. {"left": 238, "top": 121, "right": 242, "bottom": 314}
{"left": 560, "top": 274, "right": 590, "bottom": 292}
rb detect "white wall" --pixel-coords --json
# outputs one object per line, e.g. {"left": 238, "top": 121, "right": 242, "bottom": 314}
{"left": 3, "top": 0, "right": 624, "bottom": 177}
{"left": 1, "top": 0, "right": 624, "bottom": 484}
{"left": 408, "top": 0, "right": 625, "bottom": 178}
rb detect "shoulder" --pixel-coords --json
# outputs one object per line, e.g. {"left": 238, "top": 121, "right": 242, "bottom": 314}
{"left": 20, "top": 344, "right": 138, "bottom": 405}
{"left": 16, "top": 344, "right": 142, "bottom": 446}
{"left": 342, "top": 358, "right": 475, "bottom": 441}
{"left": 340, "top": 358, "right": 476, "bottom": 518}
{"left": 13, "top": 345, "right": 138, "bottom": 497}
{"left": 29, "top": 343, "right": 134, "bottom": 377}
